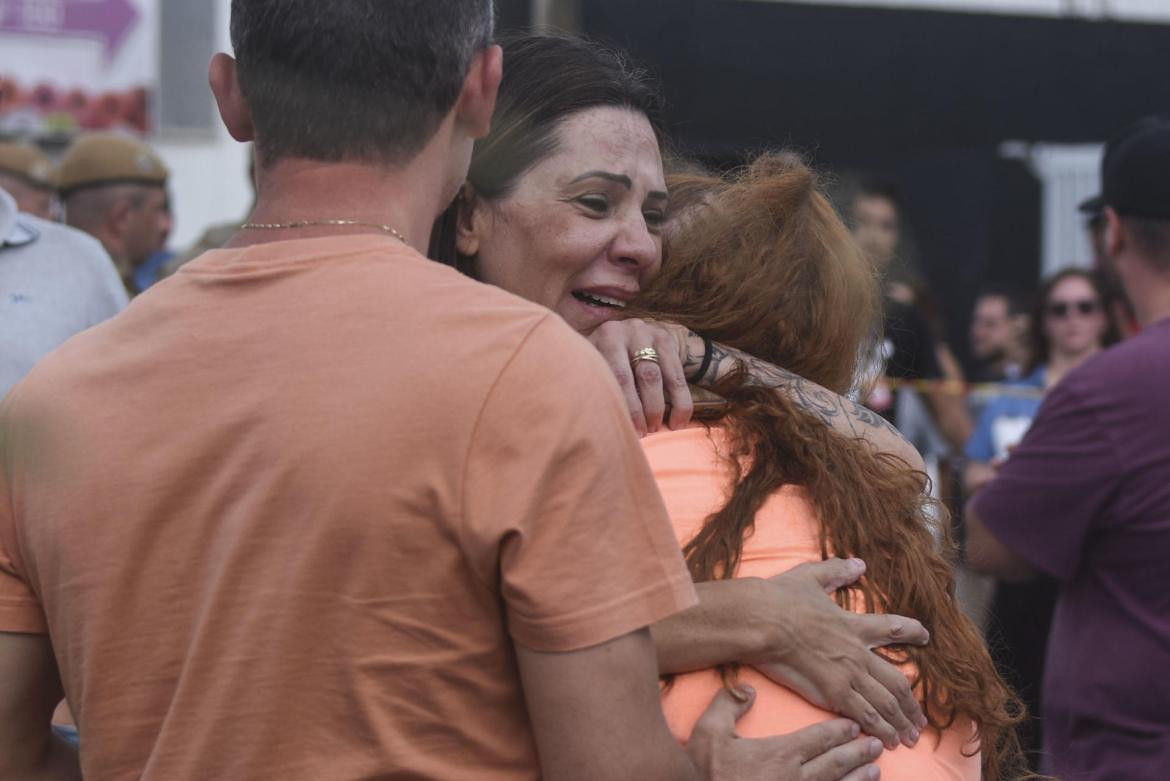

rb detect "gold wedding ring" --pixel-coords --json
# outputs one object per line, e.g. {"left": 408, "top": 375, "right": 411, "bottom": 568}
{"left": 631, "top": 346, "right": 660, "bottom": 366}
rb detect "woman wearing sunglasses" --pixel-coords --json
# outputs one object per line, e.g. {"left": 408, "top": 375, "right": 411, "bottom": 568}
{"left": 965, "top": 268, "right": 1120, "bottom": 488}
{"left": 963, "top": 266, "right": 1119, "bottom": 767}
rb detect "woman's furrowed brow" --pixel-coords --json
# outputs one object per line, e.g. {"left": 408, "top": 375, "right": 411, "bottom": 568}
{"left": 568, "top": 171, "right": 667, "bottom": 201}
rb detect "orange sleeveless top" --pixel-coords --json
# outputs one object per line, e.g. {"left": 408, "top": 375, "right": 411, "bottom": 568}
{"left": 642, "top": 427, "right": 980, "bottom": 780}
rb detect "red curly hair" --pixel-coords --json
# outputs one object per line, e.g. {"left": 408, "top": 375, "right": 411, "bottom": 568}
{"left": 629, "top": 152, "right": 1029, "bottom": 780}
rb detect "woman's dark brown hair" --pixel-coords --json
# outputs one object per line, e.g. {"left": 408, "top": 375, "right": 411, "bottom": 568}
{"left": 629, "top": 153, "right": 1028, "bottom": 780}
{"left": 429, "top": 32, "right": 663, "bottom": 269}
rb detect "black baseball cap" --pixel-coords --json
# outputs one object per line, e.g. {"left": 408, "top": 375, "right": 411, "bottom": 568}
{"left": 1077, "top": 193, "right": 1103, "bottom": 217}
{"left": 1079, "top": 115, "right": 1170, "bottom": 220}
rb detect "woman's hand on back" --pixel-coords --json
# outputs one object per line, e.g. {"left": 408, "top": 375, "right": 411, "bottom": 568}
{"left": 652, "top": 558, "right": 930, "bottom": 752}
{"left": 747, "top": 559, "right": 930, "bottom": 751}
{"left": 587, "top": 319, "right": 702, "bottom": 436}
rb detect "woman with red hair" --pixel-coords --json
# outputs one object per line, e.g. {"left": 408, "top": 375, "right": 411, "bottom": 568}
{"left": 631, "top": 154, "right": 1027, "bottom": 779}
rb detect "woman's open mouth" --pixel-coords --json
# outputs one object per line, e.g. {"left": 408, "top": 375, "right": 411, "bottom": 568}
{"left": 572, "top": 291, "right": 628, "bottom": 309}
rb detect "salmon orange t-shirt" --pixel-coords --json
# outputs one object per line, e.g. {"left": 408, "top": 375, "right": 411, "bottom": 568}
{"left": 0, "top": 235, "right": 697, "bottom": 780}
{"left": 642, "top": 426, "right": 981, "bottom": 780}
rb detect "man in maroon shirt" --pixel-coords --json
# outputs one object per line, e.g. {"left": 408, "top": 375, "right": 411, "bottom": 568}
{"left": 966, "top": 115, "right": 1170, "bottom": 780}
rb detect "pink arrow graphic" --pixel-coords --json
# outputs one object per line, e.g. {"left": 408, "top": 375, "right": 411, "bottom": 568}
{"left": 0, "top": 0, "right": 140, "bottom": 60}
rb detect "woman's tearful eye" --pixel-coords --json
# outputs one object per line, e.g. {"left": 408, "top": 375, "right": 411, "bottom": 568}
{"left": 576, "top": 195, "right": 610, "bottom": 214}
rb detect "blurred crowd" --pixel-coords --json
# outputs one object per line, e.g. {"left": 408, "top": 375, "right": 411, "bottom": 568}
{"left": 837, "top": 177, "right": 1133, "bottom": 771}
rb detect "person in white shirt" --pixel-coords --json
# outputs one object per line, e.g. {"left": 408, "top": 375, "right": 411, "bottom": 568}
{"left": 0, "top": 186, "right": 127, "bottom": 398}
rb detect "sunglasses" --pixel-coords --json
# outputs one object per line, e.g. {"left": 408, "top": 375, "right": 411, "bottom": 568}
{"left": 1046, "top": 299, "right": 1100, "bottom": 318}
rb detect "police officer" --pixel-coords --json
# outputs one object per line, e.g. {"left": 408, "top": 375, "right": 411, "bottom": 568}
{"left": 0, "top": 141, "right": 56, "bottom": 220}
{"left": 58, "top": 133, "right": 172, "bottom": 295}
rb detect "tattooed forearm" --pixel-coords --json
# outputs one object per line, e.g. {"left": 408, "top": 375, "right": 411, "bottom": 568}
{"left": 687, "top": 338, "right": 908, "bottom": 446}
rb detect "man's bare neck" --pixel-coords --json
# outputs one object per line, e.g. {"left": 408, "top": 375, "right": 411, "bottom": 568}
{"left": 231, "top": 157, "right": 444, "bottom": 252}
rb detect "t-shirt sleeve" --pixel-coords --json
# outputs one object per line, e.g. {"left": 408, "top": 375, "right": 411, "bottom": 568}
{"left": 461, "top": 316, "right": 698, "bottom": 653}
{"left": 0, "top": 396, "right": 49, "bottom": 634}
{"left": 971, "top": 377, "right": 1121, "bottom": 581}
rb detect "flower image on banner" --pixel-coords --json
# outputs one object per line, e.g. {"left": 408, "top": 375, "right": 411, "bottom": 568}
{"left": 0, "top": 0, "right": 158, "bottom": 137}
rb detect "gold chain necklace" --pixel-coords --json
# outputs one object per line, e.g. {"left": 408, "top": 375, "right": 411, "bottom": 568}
{"left": 240, "top": 219, "right": 408, "bottom": 246}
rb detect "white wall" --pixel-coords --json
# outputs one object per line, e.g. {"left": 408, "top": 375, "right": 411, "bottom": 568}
{"left": 1031, "top": 144, "right": 1103, "bottom": 276}
{"left": 153, "top": 0, "right": 251, "bottom": 250}
{"left": 999, "top": 141, "right": 1104, "bottom": 275}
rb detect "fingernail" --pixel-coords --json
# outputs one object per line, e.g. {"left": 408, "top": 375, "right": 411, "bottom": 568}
{"left": 849, "top": 557, "right": 866, "bottom": 572}
{"left": 915, "top": 713, "right": 928, "bottom": 729}
{"left": 868, "top": 738, "right": 884, "bottom": 758}
{"left": 906, "top": 728, "right": 920, "bottom": 747}
{"left": 729, "top": 687, "right": 749, "bottom": 703}
{"left": 867, "top": 766, "right": 881, "bottom": 780}
{"left": 850, "top": 722, "right": 861, "bottom": 738}
{"left": 729, "top": 685, "right": 754, "bottom": 703}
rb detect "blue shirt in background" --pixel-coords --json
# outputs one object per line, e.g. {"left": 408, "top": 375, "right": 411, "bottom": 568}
{"left": 964, "top": 367, "right": 1046, "bottom": 463}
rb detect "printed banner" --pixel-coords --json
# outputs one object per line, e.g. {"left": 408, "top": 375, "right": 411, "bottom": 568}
{"left": 0, "top": 0, "right": 158, "bottom": 138}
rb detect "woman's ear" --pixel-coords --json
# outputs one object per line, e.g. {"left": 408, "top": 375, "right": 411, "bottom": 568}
{"left": 456, "top": 183, "right": 485, "bottom": 257}
{"left": 1104, "top": 207, "right": 1126, "bottom": 261}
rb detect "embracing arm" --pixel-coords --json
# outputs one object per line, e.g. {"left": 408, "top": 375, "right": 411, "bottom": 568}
{"left": 687, "top": 337, "right": 925, "bottom": 473}
{"left": 586, "top": 319, "right": 923, "bottom": 473}
{"left": 516, "top": 628, "right": 881, "bottom": 781}
{"left": 0, "top": 632, "right": 80, "bottom": 781}
{"left": 651, "top": 559, "right": 929, "bottom": 751}
{"left": 517, "top": 629, "right": 699, "bottom": 781}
